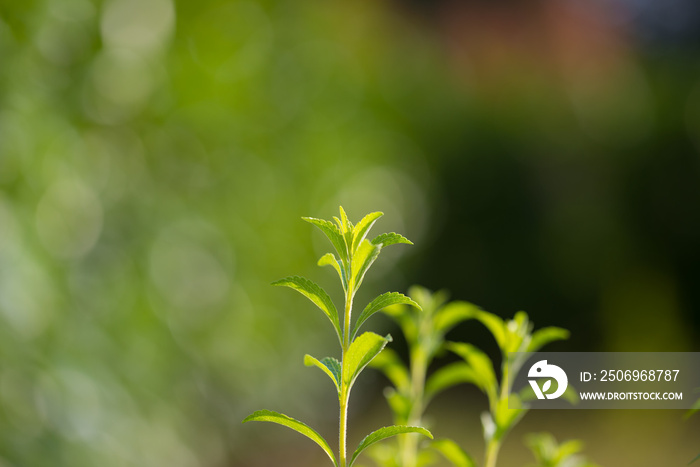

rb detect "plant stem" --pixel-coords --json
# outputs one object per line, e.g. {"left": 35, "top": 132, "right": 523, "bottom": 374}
{"left": 484, "top": 360, "right": 511, "bottom": 467}
{"left": 401, "top": 346, "right": 427, "bottom": 467}
{"left": 484, "top": 438, "right": 501, "bottom": 467}
{"left": 339, "top": 393, "right": 348, "bottom": 467}
{"left": 339, "top": 286, "right": 354, "bottom": 467}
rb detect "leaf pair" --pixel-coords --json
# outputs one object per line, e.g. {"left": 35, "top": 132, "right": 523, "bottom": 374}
{"left": 306, "top": 209, "right": 412, "bottom": 294}
{"left": 305, "top": 332, "right": 392, "bottom": 396}
{"left": 272, "top": 276, "right": 418, "bottom": 348}
{"left": 243, "top": 410, "right": 432, "bottom": 467}
{"left": 275, "top": 208, "right": 416, "bottom": 347}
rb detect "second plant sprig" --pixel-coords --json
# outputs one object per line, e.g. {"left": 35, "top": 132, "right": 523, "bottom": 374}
{"left": 243, "top": 207, "right": 432, "bottom": 467}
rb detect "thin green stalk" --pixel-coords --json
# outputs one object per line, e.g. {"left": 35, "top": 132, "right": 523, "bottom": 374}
{"left": 339, "top": 282, "right": 354, "bottom": 467}
{"left": 339, "top": 393, "right": 348, "bottom": 467}
{"left": 484, "top": 439, "right": 501, "bottom": 467}
{"left": 401, "top": 347, "right": 427, "bottom": 467}
{"left": 484, "top": 361, "right": 511, "bottom": 467}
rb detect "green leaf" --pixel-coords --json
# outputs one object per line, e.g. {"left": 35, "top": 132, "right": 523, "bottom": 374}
{"left": 525, "top": 432, "right": 558, "bottom": 463}
{"left": 350, "top": 239, "right": 380, "bottom": 292}
{"left": 425, "top": 362, "right": 480, "bottom": 403}
{"left": 318, "top": 253, "right": 347, "bottom": 290}
{"left": 384, "top": 388, "right": 412, "bottom": 424}
{"left": 525, "top": 432, "right": 588, "bottom": 466}
{"left": 304, "top": 355, "right": 341, "bottom": 394}
{"left": 381, "top": 303, "right": 418, "bottom": 343}
{"left": 335, "top": 206, "right": 355, "bottom": 249}
{"left": 242, "top": 410, "right": 338, "bottom": 466}
{"left": 471, "top": 311, "right": 507, "bottom": 351}
{"left": 343, "top": 332, "right": 392, "bottom": 391}
{"left": 352, "top": 292, "right": 420, "bottom": 340}
{"left": 352, "top": 211, "right": 383, "bottom": 253}
{"left": 303, "top": 217, "right": 349, "bottom": 265}
{"left": 446, "top": 342, "right": 498, "bottom": 404}
{"left": 338, "top": 206, "right": 351, "bottom": 233}
{"left": 504, "top": 312, "right": 533, "bottom": 354}
{"left": 430, "top": 439, "right": 476, "bottom": 467}
{"left": 493, "top": 395, "right": 525, "bottom": 435}
{"left": 371, "top": 232, "right": 413, "bottom": 247}
{"left": 690, "top": 452, "right": 700, "bottom": 465}
{"left": 349, "top": 425, "right": 433, "bottom": 467}
{"left": 272, "top": 276, "right": 342, "bottom": 344}
{"left": 369, "top": 347, "right": 410, "bottom": 394}
{"left": 434, "top": 301, "right": 480, "bottom": 335}
{"left": 557, "top": 439, "right": 586, "bottom": 462}
{"left": 527, "top": 326, "right": 570, "bottom": 353}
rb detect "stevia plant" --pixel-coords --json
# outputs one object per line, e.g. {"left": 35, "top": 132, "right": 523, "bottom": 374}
{"left": 243, "top": 207, "right": 432, "bottom": 467}
{"left": 524, "top": 433, "right": 600, "bottom": 467}
{"left": 445, "top": 310, "right": 571, "bottom": 467}
{"left": 364, "top": 286, "right": 480, "bottom": 467}
{"left": 369, "top": 287, "right": 581, "bottom": 467}
{"left": 444, "top": 309, "right": 570, "bottom": 467}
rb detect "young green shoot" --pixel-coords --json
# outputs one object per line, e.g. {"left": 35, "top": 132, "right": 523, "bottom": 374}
{"left": 369, "top": 286, "right": 479, "bottom": 467}
{"left": 243, "top": 207, "right": 432, "bottom": 467}
{"left": 445, "top": 310, "right": 570, "bottom": 467}
{"left": 525, "top": 432, "right": 600, "bottom": 467}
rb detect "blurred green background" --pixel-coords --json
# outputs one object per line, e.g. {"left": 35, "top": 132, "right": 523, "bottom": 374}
{"left": 0, "top": 0, "right": 699, "bottom": 465}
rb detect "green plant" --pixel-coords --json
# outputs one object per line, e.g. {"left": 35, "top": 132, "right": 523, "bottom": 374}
{"left": 370, "top": 287, "right": 580, "bottom": 467}
{"left": 364, "top": 286, "right": 478, "bottom": 467}
{"left": 242, "top": 207, "right": 432, "bottom": 467}
{"left": 447, "top": 309, "right": 570, "bottom": 467}
{"left": 524, "top": 433, "right": 600, "bottom": 467}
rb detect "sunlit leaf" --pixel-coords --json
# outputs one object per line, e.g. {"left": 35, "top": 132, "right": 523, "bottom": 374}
{"left": 371, "top": 232, "right": 413, "bottom": 247}
{"left": 525, "top": 432, "right": 559, "bottom": 463}
{"left": 493, "top": 395, "right": 525, "bottom": 436}
{"left": 425, "top": 362, "right": 480, "bottom": 403}
{"left": 272, "top": 276, "right": 341, "bottom": 344}
{"left": 504, "top": 312, "right": 533, "bottom": 353}
{"left": 352, "top": 292, "right": 419, "bottom": 340}
{"left": 434, "top": 301, "right": 480, "bottom": 335}
{"left": 343, "top": 332, "right": 391, "bottom": 391}
{"left": 528, "top": 326, "right": 570, "bottom": 353}
{"left": 557, "top": 439, "right": 586, "bottom": 462}
{"left": 303, "top": 216, "right": 349, "bottom": 265}
{"left": 470, "top": 311, "right": 506, "bottom": 351}
{"left": 318, "top": 253, "right": 347, "bottom": 290}
{"left": 349, "top": 425, "right": 433, "bottom": 466}
{"left": 430, "top": 439, "right": 476, "bottom": 467}
{"left": 242, "top": 410, "right": 338, "bottom": 466}
{"left": 352, "top": 211, "right": 383, "bottom": 253}
{"left": 525, "top": 432, "right": 591, "bottom": 466}
{"left": 381, "top": 303, "right": 418, "bottom": 343}
{"left": 350, "top": 239, "right": 380, "bottom": 292}
{"left": 446, "top": 342, "right": 498, "bottom": 403}
{"left": 339, "top": 206, "right": 351, "bottom": 232}
{"left": 369, "top": 347, "right": 410, "bottom": 394}
{"left": 304, "top": 354, "right": 341, "bottom": 394}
